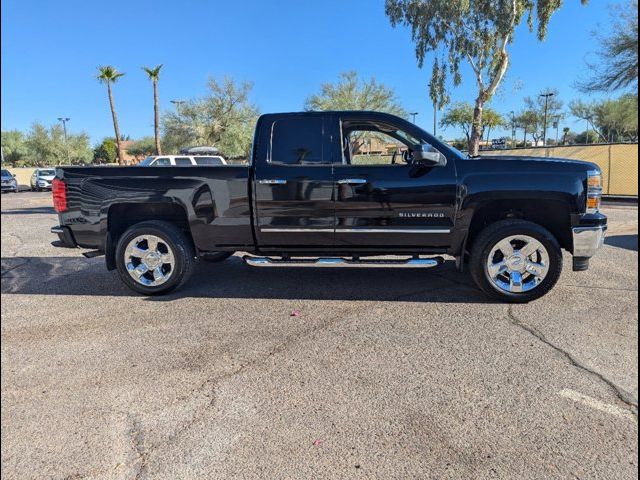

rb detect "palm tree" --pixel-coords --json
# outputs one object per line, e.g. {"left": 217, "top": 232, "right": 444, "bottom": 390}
{"left": 97, "top": 66, "right": 126, "bottom": 165}
{"left": 142, "top": 64, "right": 163, "bottom": 155}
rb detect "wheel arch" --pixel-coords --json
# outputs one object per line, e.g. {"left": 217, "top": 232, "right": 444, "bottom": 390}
{"left": 105, "top": 202, "right": 194, "bottom": 270}
{"left": 465, "top": 198, "right": 572, "bottom": 254}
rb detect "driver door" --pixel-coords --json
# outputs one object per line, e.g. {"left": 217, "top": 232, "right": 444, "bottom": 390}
{"left": 332, "top": 115, "right": 458, "bottom": 248}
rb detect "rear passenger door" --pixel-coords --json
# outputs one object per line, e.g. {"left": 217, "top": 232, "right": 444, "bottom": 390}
{"left": 253, "top": 115, "right": 334, "bottom": 247}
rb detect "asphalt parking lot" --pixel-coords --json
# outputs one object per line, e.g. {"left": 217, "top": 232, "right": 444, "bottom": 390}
{"left": 1, "top": 191, "right": 638, "bottom": 479}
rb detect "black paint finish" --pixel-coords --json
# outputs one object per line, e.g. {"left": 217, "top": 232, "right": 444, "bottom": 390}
{"left": 53, "top": 111, "right": 606, "bottom": 260}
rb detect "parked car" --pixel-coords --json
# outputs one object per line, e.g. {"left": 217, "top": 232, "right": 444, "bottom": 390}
{"left": 31, "top": 168, "right": 56, "bottom": 191}
{"left": 138, "top": 154, "right": 227, "bottom": 167}
{"left": 1, "top": 168, "right": 18, "bottom": 193}
{"left": 50, "top": 111, "right": 606, "bottom": 302}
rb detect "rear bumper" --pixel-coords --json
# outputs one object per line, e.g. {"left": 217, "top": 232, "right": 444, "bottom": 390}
{"left": 51, "top": 225, "right": 78, "bottom": 248}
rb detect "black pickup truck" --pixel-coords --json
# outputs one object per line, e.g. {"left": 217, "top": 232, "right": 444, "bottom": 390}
{"left": 51, "top": 111, "right": 607, "bottom": 302}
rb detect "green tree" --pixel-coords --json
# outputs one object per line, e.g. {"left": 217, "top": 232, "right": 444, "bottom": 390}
{"left": 571, "top": 95, "right": 638, "bottom": 142}
{"left": 514, "top": 110, "right": 542, "bottom": 145}
{"left": 162, "top": 77, "right": 259, "bottom": 158}
{"left": 562, "top": 127, "right": 574, "bottom": 145}
{"left": 594, "top": 94, "right": 638, "bottom": 141}
{"left": 574, "top": 130, "right": 600, "bottom": 145}
{"left": 1, "top": 130, "right": 28, "bottom": 165}
{"left": 482, "top": 109, "right": 506, "bottom": 143}
{"left": 93, "top": 138, "right": 117, "bottom": 164}
{"left": 523, "top": 89, "right": 564, "bottom": 143}
{"left": 385, "top": 0, "right": 586, "bottom": 155}
{"left": 439, "top": 102, "right": 474, "bottom": 142}
{"left": 24, "top": 122, "right": 91, "bottom": 166}
{"left": 304, "top": 71, "right": 406, "bottom": 116}
{"left": 126, "top": 137, "right": 156, "bottom": 158}
{"left": 305, "top": 71, "right": 407, "bottom": 153}
{"left": 569, "top": 100, "right": 608, "bottom": 143}
{"left": 439, "top": 101, "right": 503, "bottom": 143}
{"left": 578, "top": 1, "right": 638, "bottom": 93}
{"left": 142, "top": 64, "right": 163, "bottom": 155}
{"left": 97, "top": 66, "right": 126, "bottom": 164}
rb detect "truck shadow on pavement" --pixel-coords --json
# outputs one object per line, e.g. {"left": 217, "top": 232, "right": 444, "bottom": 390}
{"left": 605, "top": 234, "right": 638, "bottom": 252}
{"left": 1, "top": 255, "right": 496, "bottom": 303}
{"left": 0, "top": 206, "right": 56, "bottom": 215}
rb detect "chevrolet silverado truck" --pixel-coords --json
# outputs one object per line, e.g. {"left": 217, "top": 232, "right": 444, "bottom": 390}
{"left": 50, "top": 111, "right": 607, "bottom": 302}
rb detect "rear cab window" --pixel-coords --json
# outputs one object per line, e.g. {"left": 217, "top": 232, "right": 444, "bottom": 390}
{"left": 269, "top": 117, "right": 327, "bottom": 165}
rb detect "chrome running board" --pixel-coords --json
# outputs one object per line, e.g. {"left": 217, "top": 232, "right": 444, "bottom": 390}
{"left": 242, "top": 256, "right": 444, "bottom": 268}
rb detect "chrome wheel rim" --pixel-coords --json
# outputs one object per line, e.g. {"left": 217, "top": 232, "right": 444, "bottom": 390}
{"left": 486, "top": 235, "right": 550, "bottom": 293}
{"left": 124, "top": 235, "right": 175, "bottom": 286}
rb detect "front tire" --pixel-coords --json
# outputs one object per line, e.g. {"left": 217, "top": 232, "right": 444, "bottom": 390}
{"left": 115, "top": 220, "right": 195, "bottom": 295}
{"left": 469, "top": 219, "right": 563, "bottom": 303}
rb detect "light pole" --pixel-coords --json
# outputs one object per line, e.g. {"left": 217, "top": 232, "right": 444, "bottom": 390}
{"left": 427, "top": 82, "right": 437, "bottom": 136}
{"left": 509, "top": 111, "right": 516, "bottom": 148}
{"left": 539, "top": 92, "right": 554, "bottom": 146}
{"left": 170, "top": 99, "right": 186, "bottom": 111}
{"left": 57, "top": 117, "right": 71, "bottom": 164}
{"left": 410, "top": 112, "right": 418, "bottom": 124}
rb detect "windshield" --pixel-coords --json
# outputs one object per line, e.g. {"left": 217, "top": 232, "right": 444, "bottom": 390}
{"left": 39, "top": 169, "right": 56, "bottom": 176}
{"left": 1, "top": 169, "right": 10, "bottom": 177}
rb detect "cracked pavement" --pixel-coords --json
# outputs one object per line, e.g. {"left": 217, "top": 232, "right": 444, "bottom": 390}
{"left": 1, "top": 192, "right": 638, "bottom": 479}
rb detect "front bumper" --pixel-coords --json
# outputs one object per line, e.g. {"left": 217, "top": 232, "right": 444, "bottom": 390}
{"left": 572, "top": 225, "right": 607, "bottom": 258}
{"left": 571, "top": 224, "right": 607, "bottom": 271}
{"left": 1, "top": 183, "right": 18, "bottom": 192}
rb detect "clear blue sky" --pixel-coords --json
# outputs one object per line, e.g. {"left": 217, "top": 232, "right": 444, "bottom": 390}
{"left": 1, "top": 0, "right": 616, "bottom": 144}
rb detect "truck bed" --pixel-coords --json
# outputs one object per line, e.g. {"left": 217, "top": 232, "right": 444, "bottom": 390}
{"left": 56, "top": 165, "right": 254, "bottom": 251}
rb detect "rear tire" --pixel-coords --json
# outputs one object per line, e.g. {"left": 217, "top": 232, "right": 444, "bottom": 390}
{"left": 469, "top": 219, "right": 563, "bottom": 303}
{"left": 115, "top": 220, "right": 195, "bottom": 296}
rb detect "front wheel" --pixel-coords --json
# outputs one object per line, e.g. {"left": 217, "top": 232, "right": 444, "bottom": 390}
{"left": 115, "top": 220, "right": 195, "bottom": 295}
{"left": 469, "top": 219, "right": 563, "bottom": 303}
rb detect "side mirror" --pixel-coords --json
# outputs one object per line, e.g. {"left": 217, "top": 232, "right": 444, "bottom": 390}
{"left": 413, "top": 144, "right": 446, "bottom": 166}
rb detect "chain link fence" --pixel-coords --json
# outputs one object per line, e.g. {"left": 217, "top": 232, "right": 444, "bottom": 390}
{"left": 481, "top": 143, "right": 638, "bottom": 196}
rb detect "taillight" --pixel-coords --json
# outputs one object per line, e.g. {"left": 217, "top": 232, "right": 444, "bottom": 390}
{"left": 52, "top": 178, "right": 67, "bottom": 212}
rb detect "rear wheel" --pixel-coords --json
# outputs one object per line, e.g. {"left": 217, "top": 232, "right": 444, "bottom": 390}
{"left": 115, "top": 220, "right": 195, "bottom": 295}
{"left": 470, "top": 219, "right": 563, "bottom": 303}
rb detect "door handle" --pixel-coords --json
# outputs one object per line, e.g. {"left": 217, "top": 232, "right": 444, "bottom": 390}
{"left": 337, "top": 178, "right": 367, "bottom": 185}
{"left": 258, "top": 179, "right": 287, "bottom": 185}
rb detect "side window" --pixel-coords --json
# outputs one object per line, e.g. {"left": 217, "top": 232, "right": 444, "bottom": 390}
{"left": 194, "top": 156, "right": 224, "bottom": 166}
{"left": 174, "top": 157, "right": 193, "bottom": 166}
{"left": 270, "top": 117, "right": 326, "bottom": 165}
{"left": 345, "top": 130, "right": 407, "bottom": 166}
{"left": 154, "top": 157, "right": 171, "bottom": 166}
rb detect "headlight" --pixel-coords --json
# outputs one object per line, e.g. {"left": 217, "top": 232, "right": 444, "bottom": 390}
{"left": 586, "top": 170, "right": 602, "bottom": 214}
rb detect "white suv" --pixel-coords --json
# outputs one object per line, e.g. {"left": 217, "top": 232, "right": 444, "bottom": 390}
{"left": 139, "top": 155, "right": 227, "bottom": 167}
{"left": 30, "top": 168, "right": 57, "bottom": 191}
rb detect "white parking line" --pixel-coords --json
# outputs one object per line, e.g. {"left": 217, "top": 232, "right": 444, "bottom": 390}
{"left": 558, "top": 389, "right": 637, "bottom": 423}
